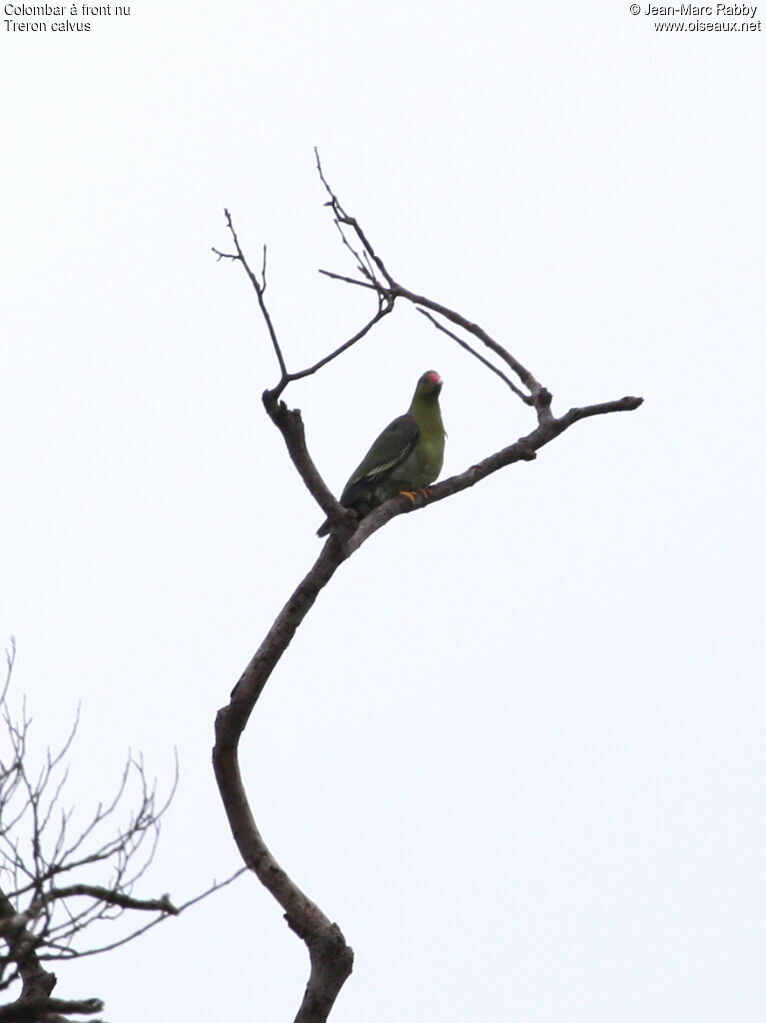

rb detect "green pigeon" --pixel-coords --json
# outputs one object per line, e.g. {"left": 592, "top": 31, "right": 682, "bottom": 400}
{"left": 317, "top": 370, "right": 446, "bottom": 536}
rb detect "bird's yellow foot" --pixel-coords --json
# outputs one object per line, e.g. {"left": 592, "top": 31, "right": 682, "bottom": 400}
{"left": 398, "top": 487, "right": 432, "bottom": 504}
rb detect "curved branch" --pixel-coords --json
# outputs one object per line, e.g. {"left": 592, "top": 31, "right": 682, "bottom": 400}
{"left": 212, "top": 159, "right": 644, "bottom": 1023}
{"left": 211, "top": 393, "right": 642, "bottom": 1022}
{"left": 213, "top": 537, "right": 353, "bottom": 1023}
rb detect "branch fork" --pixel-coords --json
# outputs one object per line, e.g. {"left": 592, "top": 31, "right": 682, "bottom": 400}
{"left": 212, "top": 155, "right": 643, "bottom": 1023}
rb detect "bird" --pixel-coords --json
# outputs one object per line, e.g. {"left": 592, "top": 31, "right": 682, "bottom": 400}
{"left": 317, "top": 370, "right": 446, "bottom": 536}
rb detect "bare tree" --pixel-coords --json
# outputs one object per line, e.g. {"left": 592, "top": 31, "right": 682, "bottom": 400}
{"left": 211, "top": 155, "right": 643, "bottom": 1023}
{"left": 0, "top": 642, "right": 243, "bottom": 1022}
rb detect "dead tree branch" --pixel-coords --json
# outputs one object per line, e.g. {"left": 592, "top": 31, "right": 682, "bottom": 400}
{"left": 20, "top": 885, "right": 178, "bottom": 920}
{"left": 0, "top": 643, "right": 244, "bottom": 1021}
{"left": 214, "top": 537, "right": 352, "bottom": 1023}
{"left": 212, "top": 159, "right": 643, "bottom": 1023}
{"left": 213, "top": 211, "right": 395, "bottom": 403}
{"left": 0, "top": 995, "right": 104, "bottom": 1022}
{"left": 415, "top": 308, "right": 529, "bottom": 401}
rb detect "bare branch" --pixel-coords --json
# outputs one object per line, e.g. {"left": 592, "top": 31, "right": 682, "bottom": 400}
{"left": 315, "top": 149, "right": 395, "bottom": 289}
{"left": 558, "top": 397, "right": 644, "bottom": 424}
{"left": 214, "top": 205, "right": 397, "bottom": 535}
{"left": 284, "top": 295, "right": 394, "bottom": 384}
{"left": 0, "top": 996, "right": 103, "bottom": 1021}
{"left": 214, "top": 392, "right": 645, "bottom": 1020}
{"left": 393, "top": 281, "right": 549, "bottom": 410}
{"left": 0, "top": 885, "right": 54, "bottom": 1006}
{"left": 213, "top": 537, "right": 354, "bottom": 1023}
{"left": 416, "top": 308, "right": 531, "bottom": 404}
{"left": 317, "top": 269, "right": 376, "bottom": 291}
{"left": 0, "top": 661, "right": 242, "bottom": 1020}
{"left": 40, "top": 867, "right": 247, "bottom": 962}
{"left": 212, "top": 156, "right": 643, "bottom": 1023}
{"left": 1, "top": 643, "right": 16, "bottom": 707}
{"left": 213, "top": 210, "right": 288, "bottom": 380}
{"left": 313, "top": 153, "right": 553, "bottom": 419}
{"left": 260, "top": 394, "right": 353, "bottom": 535}
{"left": 24, "top": 885, "right": 178, "bottom": 919}
{"left": 345, "top": 395, "right": 643, "bottom": 551}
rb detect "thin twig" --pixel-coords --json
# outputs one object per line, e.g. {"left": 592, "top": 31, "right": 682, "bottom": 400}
{"left": 317, "top": 269, "right": 376, "bottom": 290}
{"left": 213, "top": 210, "right": 288, "bottom": 380}
{"left": 416, "top": 308, "right": 532, "bottom": 404}
{"left": 315, "top": 149, "right": 394, "bottom": 289}
{"left": 313, "top": 156, "right": 556, "bottom": 419}
{"left": 285, "top": 297, "right": 394, "bottom": 385}
{"left": 41, "top": 867, "right": 248, "bottom": 961}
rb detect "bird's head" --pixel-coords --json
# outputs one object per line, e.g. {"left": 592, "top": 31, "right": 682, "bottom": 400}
{"left": 414, "top": 370, "right": 443, "bottom": 400}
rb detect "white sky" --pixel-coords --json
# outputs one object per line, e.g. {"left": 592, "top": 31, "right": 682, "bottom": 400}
{"left": 2, "top": 1, "right": 765, "bottom": 1020}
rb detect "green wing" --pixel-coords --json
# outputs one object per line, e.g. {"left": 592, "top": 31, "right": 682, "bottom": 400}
{"left": 341, "top": 414, "right": 419, "bottom": 502}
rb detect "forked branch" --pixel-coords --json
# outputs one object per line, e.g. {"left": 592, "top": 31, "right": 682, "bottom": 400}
{"left": 212, "top": 159, "right": 643, "bottom": 1023}
{"left": 0, "top": 644, "right": 245, "bottom": 1021}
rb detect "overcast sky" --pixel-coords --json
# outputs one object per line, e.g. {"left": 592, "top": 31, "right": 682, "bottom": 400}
{"left": 2, "top": 2, "right": 765, "bottom": 1021}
